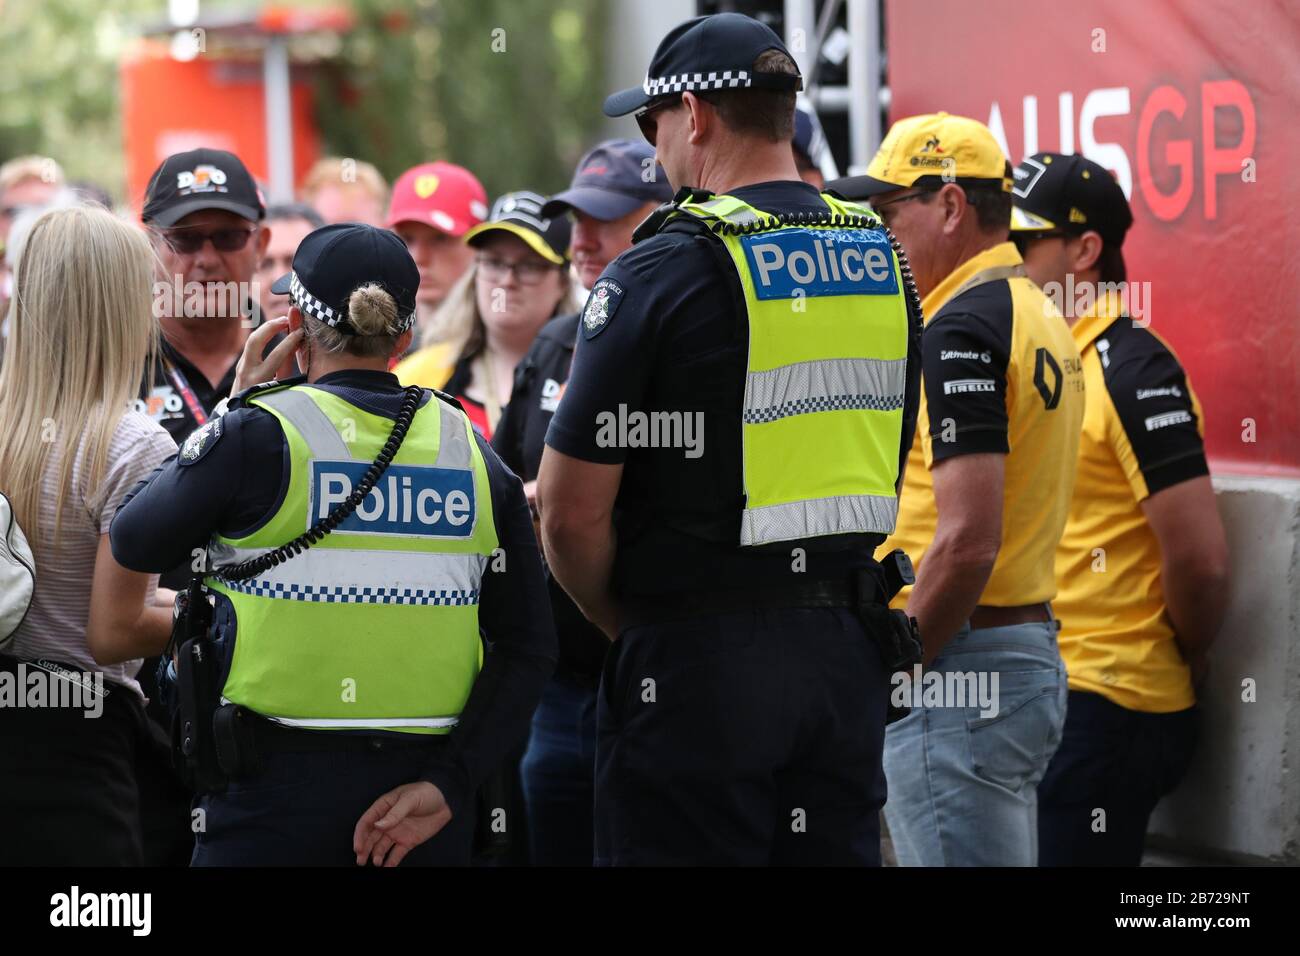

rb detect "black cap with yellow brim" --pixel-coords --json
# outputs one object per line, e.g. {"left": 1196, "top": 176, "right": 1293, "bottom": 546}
{"left": 463, "top": 190, "right": 571, "bottom": 265}
{"left": 830, "top": 111, "right": 1013, "bottom": 201}
{"left": 1010, "top": 152, "right": 1133, "bottom": 244}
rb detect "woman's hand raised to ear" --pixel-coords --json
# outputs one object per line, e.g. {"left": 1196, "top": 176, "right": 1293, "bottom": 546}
{"left": 231, "top": 316, "right": 304, "bottom": 397}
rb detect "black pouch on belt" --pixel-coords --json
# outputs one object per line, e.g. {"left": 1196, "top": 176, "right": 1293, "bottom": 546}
{"left": 212, "top": 704, "right": 264, "bottom": 780}
{"left": 855, "top": 553, "right": 923, "bottom": 724}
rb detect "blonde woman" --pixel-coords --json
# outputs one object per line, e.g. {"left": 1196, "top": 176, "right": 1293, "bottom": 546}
{"left": 394, "top": 191, "right": 578, "bottom": 440}
{"left": 0, "top": 205, "right": 177, "bottom": 865}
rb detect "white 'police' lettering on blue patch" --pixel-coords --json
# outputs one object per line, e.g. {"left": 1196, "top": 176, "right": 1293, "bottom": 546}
{"left": 740, "top": 228, "right": 898, "bottom": 300}
{"left": 310, "top": 461, "right": 475, "bottom": 538}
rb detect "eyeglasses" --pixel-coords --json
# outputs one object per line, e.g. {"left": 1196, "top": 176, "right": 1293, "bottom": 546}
{"left": 634, "top": 96, "right": 681, "bottom": 148}
{"left": 159, "top": 226, "right": 256, "bottom": 255}
{"left": 869, "top": 190, "right": 935, "bottom": 226}
{"left": 476, "top": 254, "right": 556, "bottom": 285}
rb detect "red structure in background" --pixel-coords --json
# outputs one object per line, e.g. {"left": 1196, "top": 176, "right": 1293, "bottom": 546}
{"left": 886, "top": 0, "right": 1300, "bottom": 476}
{"left": 118, "top": 6, "right": 355, "bottom": 217}
{"left": 120, "top": 47, "right": 320, "bottom": 212}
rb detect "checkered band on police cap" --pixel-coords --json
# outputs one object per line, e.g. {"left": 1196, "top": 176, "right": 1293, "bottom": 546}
{"left": 642, "top": 70, "right": 752, "bottom": 97}
{"left": 288, "top": 272, "right": 416, "bottom": 336}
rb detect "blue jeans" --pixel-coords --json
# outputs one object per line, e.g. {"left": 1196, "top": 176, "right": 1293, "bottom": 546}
{"left": 883, "top": 620, "right": 1068, "bottom": 866}
{"left": 520, "top": 673, "right": 599, "bottom": 866}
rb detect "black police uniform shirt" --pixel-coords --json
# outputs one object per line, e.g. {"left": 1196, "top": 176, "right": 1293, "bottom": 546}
{"left": 493, "top": 311, "right": 608, "bottom": 682}
{"left": 110, "top": 369, "right": 558, "bottom": 816}
{"left": 545, "top": 180, "right": 918, "bottom": 597}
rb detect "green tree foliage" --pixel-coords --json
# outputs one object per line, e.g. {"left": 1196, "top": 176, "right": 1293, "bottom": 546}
{"left": 316, "top": 0, "right": 608, "bottom": 199}
{"left": 0, "top": 0, "right": 606, "bottom": 202}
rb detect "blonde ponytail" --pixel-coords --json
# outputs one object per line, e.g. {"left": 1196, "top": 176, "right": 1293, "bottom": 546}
{"left": 347, "top": 283, "right": 399, "bottom": 336}
{"left": 301, "top": 282, "right": 404, "bottom": 358}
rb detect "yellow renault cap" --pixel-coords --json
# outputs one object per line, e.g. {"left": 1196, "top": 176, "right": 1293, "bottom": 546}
{"left": 830, "top": 112, "right": 1012, "bottom": 199}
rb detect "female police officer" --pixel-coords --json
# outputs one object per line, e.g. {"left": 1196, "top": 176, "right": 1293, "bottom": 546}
{"left": 110, "top": 223, "right": 556, "bottom": 866}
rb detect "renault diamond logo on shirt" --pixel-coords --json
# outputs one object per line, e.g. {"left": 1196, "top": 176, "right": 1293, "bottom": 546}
{"left": 310, "top": 461, "right": 475, "bottom": 538}
{"left": 741, "top": 228, "right": 898, "bottom": 300}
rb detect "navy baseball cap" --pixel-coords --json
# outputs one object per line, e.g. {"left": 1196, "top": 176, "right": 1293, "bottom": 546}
{"left": 270, "top": 223, "right": 420, "bottom": 335}
{"left": 143, "top": 148, "right": 265, "bottom": 227}
{"left": 603, "top": 12, "right": 802, "bottom": 118}
{"left": 542, "top": 140, "right": 672, "bottom": 221}
{"left": 1011, "top": 152, "right": 1133, "bottom": 245}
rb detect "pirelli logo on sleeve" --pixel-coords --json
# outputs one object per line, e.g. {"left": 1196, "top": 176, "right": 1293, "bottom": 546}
{"left": 1144, "top": 409, "right": 1194, "bottom": 432}
{"left": 943, "top": 378, "right": 997, "bottom": 395}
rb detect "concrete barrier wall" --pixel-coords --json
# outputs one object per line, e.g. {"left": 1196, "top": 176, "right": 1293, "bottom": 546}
{"left": 1149, "top": 475, "right": 1300, "bottom": 863}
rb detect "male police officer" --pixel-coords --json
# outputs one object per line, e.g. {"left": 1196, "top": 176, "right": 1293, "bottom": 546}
{"left": 111, "top": 224, "right": 555, "bottom": 866}
{"left": 1011, "top": 153, "right": 1229, "bottom": 865}
{"left": 833, "top": 114, "right": 1085, "bottom": 866}
{"left": 537, "top": 12, "right": 921, "bottom": 866}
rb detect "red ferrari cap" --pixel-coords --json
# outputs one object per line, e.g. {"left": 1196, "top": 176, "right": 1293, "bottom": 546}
{"left": 386, "top": 161, "right": 488, "bottom": 237}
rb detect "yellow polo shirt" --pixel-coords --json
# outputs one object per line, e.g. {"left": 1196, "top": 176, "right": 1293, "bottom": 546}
{"left": 1054, "top": 291, "right": 1207, "bottom": 712}
{"left": 882, "top": 242, "right": 1084, "bottom": 607}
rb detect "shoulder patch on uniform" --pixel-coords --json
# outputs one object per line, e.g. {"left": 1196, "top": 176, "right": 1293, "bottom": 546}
{"left": 178, "top": 416, "right": 223, "bottom": 466}
{"left": 582, "top": 278, "right": 625, "bottom": 339}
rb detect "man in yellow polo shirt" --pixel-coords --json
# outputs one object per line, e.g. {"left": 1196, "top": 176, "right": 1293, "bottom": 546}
{"left": 833, "top": 114, "right": 1084, "bottom": 866}
{"left": 1011, "top": 152, "right": 1229, "bottom": 866}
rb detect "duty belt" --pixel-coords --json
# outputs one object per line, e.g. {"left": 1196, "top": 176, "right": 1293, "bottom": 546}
{"left": 620, "top": 573, "right": 887, "bottom": 630}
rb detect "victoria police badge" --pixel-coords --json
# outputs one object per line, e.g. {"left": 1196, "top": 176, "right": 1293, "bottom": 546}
{"left": 582, "top": 278, "right": 624, "bottom": 340}
{"left": 178, "top": 417, "right": 223, "bottom": 466}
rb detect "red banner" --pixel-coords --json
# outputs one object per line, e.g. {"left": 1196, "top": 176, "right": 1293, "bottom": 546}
{"left": 886, "top": 0, "right": 1300, "bottom": 476}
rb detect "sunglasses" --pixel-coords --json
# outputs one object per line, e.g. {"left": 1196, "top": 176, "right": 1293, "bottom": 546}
{"left": 159, "top": 226, "right": 256, "bottom": 255}
{"left": 634, "top": 96, "right": 681, "bottom": 147}
{"left": 1012, "top": 229, "right": 1070, "bottom": 253}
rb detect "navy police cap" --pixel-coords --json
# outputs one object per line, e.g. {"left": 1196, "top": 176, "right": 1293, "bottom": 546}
{"left": 603, "top": 12, "right": 802, "bottom": 118}
{"left": 270, "top": 223, "right": 420, "bottom": 335}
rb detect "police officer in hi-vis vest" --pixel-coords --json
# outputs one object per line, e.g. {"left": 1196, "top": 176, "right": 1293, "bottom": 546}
{"left": 111, "top": 223, "right": 556, "bottom": 866}
{"left": 537, "top": 12, "right": 922, "bottom": 865}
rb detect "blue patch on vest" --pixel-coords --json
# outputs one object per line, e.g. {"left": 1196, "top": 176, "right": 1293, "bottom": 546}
{"left": 739, "top": 228, "right": 898, "bottom": 300}
{"left": 309, "top": 461, "right": 475, "bottom": 538}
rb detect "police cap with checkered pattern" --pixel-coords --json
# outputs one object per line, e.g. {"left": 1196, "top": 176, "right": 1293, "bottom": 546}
{"left": 603, "top": 12, "right": 802, "bottom": 118}
{"left": 270, "top": 223, "right": 420, "bottom": 335}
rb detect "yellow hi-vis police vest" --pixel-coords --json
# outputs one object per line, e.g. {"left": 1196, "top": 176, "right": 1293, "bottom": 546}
{"left": 667, "top": 193, "right": 911, "bottom": 546}
{"left": 206, "top": 384, "right": 498, "bottom": 735}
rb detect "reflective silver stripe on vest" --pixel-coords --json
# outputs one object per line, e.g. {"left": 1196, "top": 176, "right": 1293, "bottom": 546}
{"left": 210, "top": 547, "right": 486, "bottom": 605}
{"left": 256, "top": 387, "right": 473, "bottom": 472}
{"left": 255, "top": 388, "right": 351, "bottom": 459}
{"left": 741, "top": 494, "right": 899, "bottom": 546}
{"left": 432, "top": 399, "right": 474, "bottom": 469}
{"left": 219, "top": 699, "right": 459, "bottom": 731}
{"left": 744, "top": 357, "right": 907, "bottom": 424}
